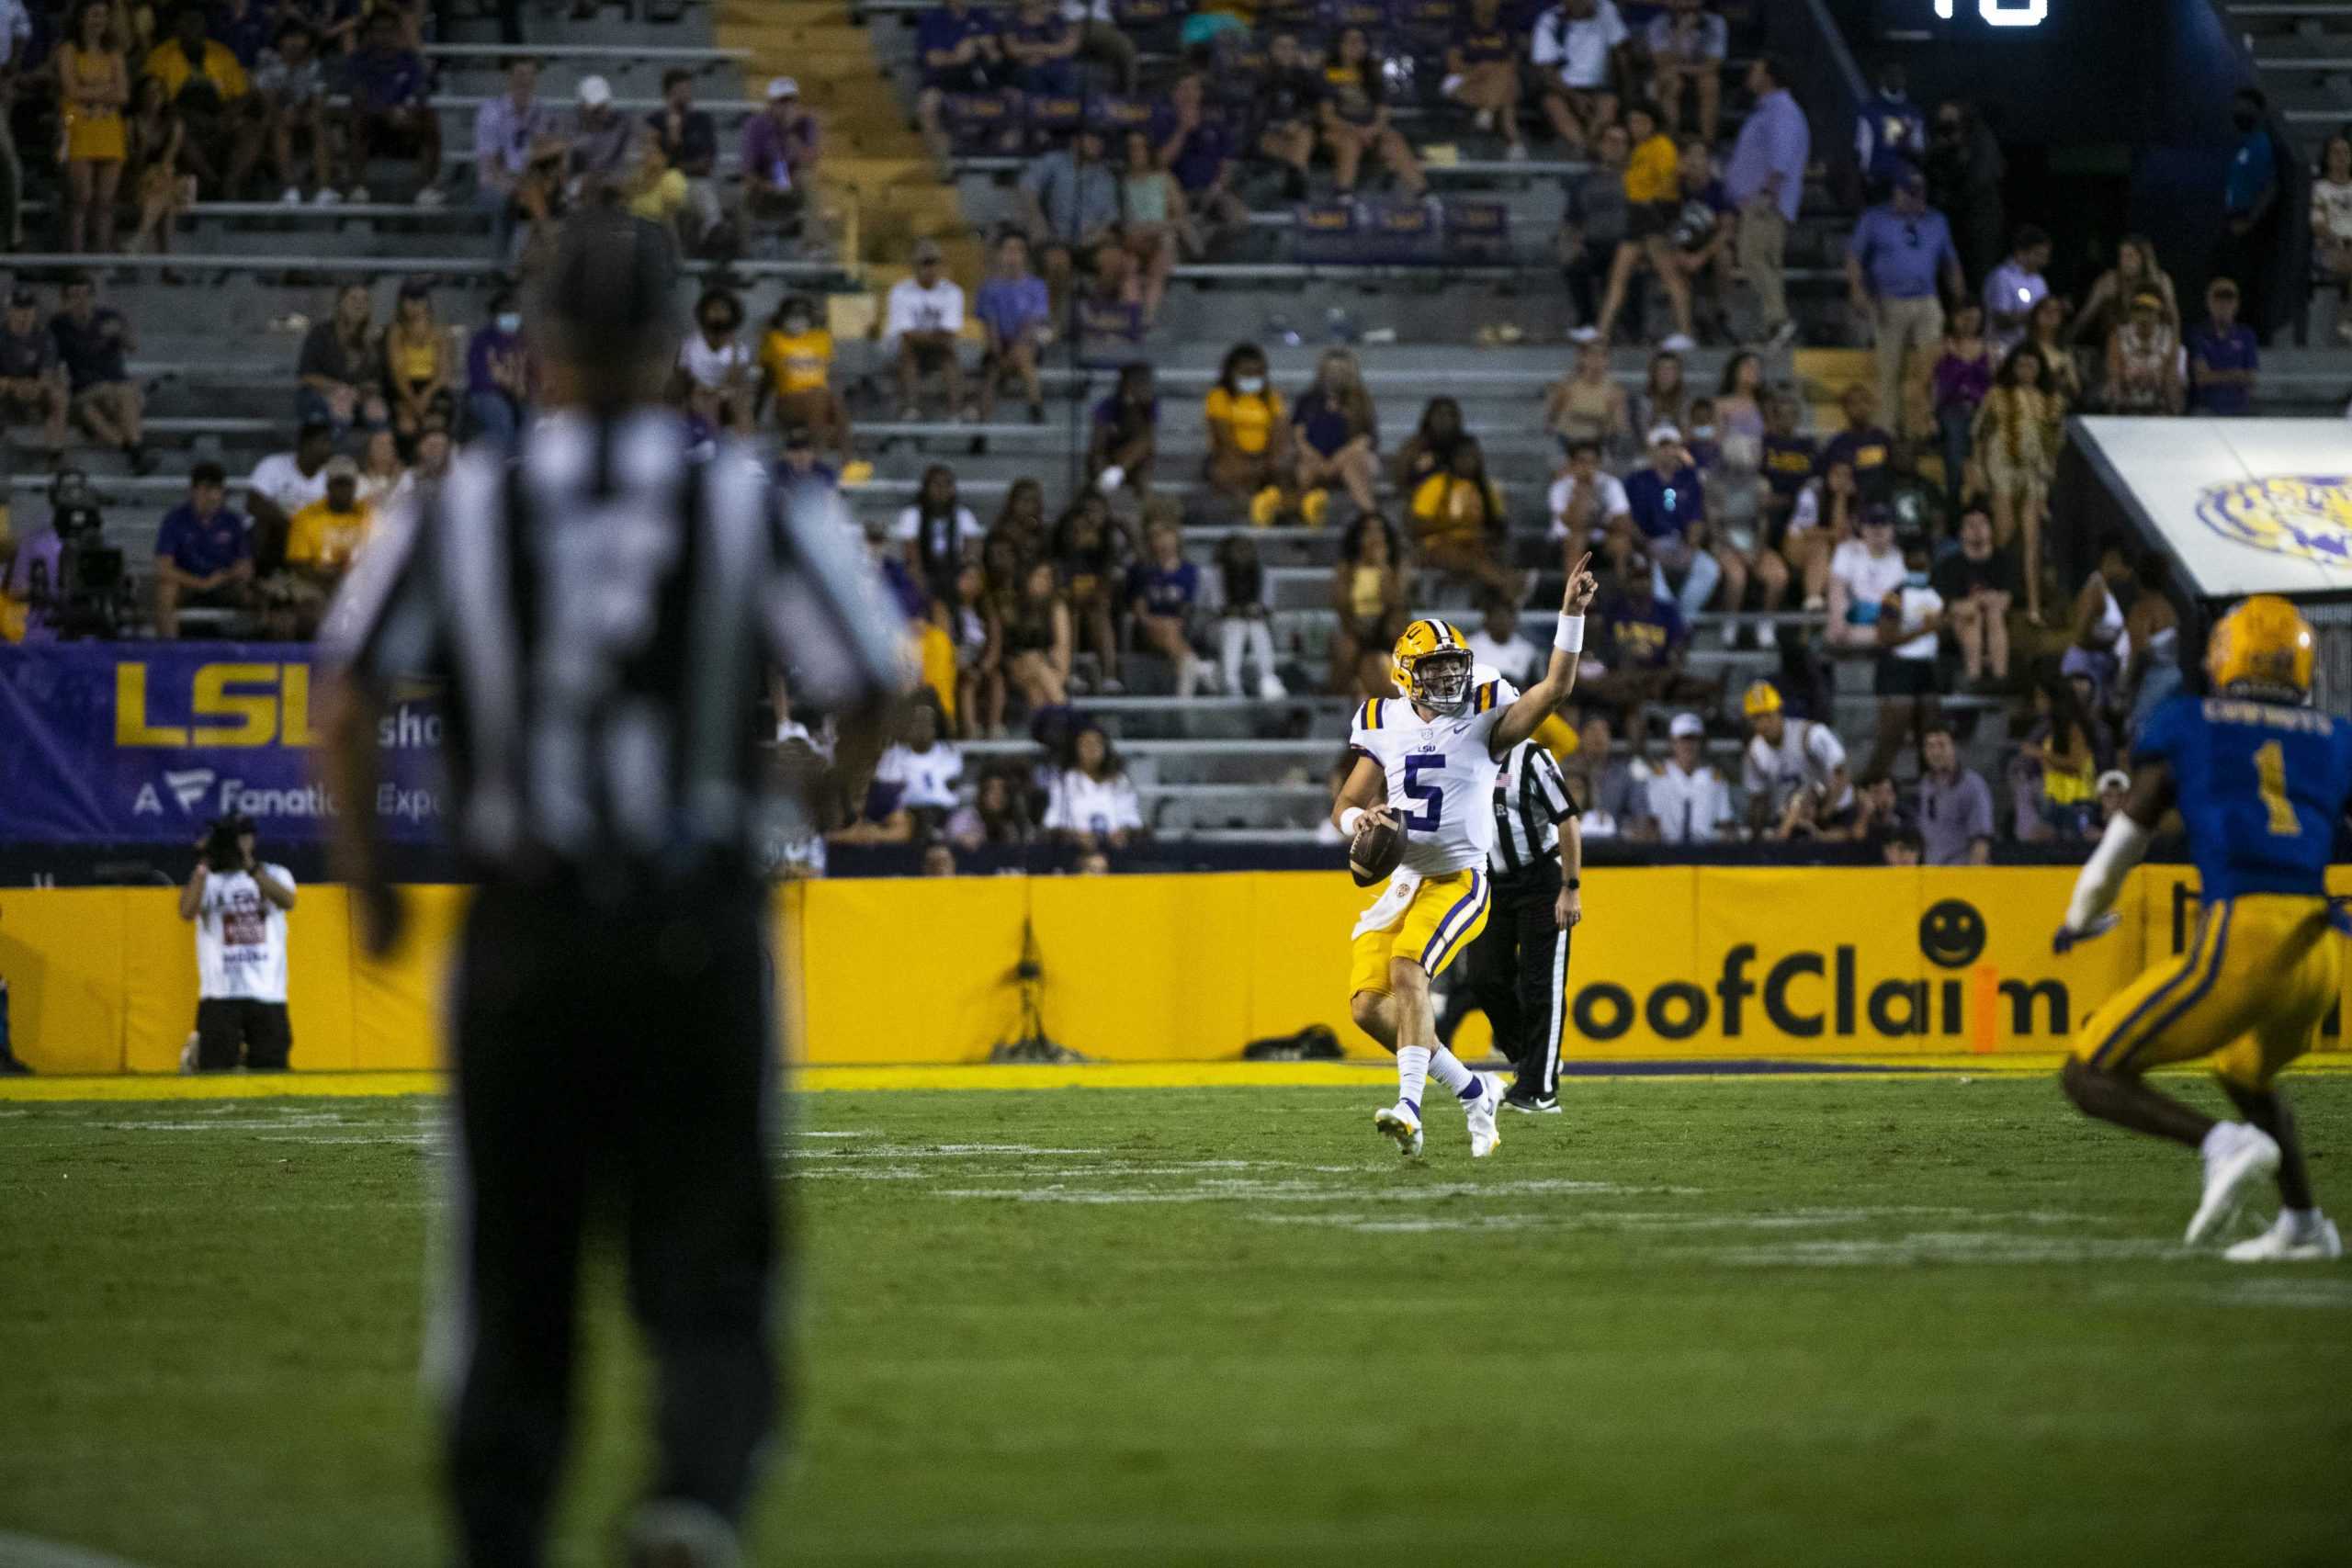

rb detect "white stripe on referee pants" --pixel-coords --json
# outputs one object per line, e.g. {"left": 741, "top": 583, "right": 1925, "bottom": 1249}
{"left": 1540, "top": 931, "right": 1568, "bottom": 1098}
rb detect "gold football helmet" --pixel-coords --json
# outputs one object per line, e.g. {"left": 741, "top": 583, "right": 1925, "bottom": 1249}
{"left": 2207, "top": 594, "right": 2314, "bottom": 701}
{"left": 1392, "top": 619, "right": 1476, "bottom": 716}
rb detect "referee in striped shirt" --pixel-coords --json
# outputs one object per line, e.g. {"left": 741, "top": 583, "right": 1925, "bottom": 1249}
{"left": 1438, "top": 738, "right": 1583, "bottom": 1112}
{"left": 318, "top": 214, "right": 905, "bottom": 1568}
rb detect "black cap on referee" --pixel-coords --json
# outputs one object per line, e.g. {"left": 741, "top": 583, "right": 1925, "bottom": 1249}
{"left": 533, "top": 210, "right": 683, "bottom": 412}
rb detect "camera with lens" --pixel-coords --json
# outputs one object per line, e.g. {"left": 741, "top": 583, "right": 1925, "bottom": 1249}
{"left": 202, "top": 813, "right": 255, "bottom": 871}
{"left": 44, "top": 469, "right": 127, "bottom": 639}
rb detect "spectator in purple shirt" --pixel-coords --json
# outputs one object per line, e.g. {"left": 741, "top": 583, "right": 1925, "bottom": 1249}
{"left": 471, "top": 57, "right": 557, "bottom": 254}
{"left": 214, "top": 0, "right": 272, "bottom": 65}
{"left": 1001, "top": 0, "right": 1077, "bottom": 96}
{"left": 1087, "top": 361, "right": 1157, "bottom": 497}
{"left": 1915, "top": 722, "right": 1994, "bottom": 864}
{"left": 1844, "top": 171, "right": 1962, "bottom": 444}
{"left": 914, "top": 0, "right": 1004, "bottom": 162}
{"left": 1721, "top": 54, "right": 1807, "bottom": 347}
{"left": 1577, "top": 551, "right": 1711, "bottom": 757}
{"left": 776, "top": 426, "right": 841, "bottom": 494}
{"left": 51, "top": 274, "right": 151, "bottom": 474}
{"left": 340, "top": 8, "right": 440, "bottom": 204}
{"left": 742, "top": 77, "right": 820, "bottom": 228}
{"left": 464, "top": 289, "right": 529, "bottom": 444}
{"left": 1153, "top": 73, "right": 1246, "bottom": 247}
{"left": 2185, "top": 276, "right": 2259, "bottom": 416}
{"left": 0, "top": 287, "right": 69, "bottom": 458}
{"left": 646, "top": 68, "right": 723, "bottom": 245}
{"left": 1, "top": 513, "right": 65, "bottom": 642}
{"left": 153, "top": 461, "right": 254, "bottom": 637}
{"left": 564, "top": 74, "right": 639, "bottom": 201}
{"left": 1929, "top": 300, "right": 1992, "bottom": 507}
{"left": 974, "top": 231, "right": 1051, "bottom": 422}
{"left": 1622, "top": 422, "right": 1718, "bottom": 619}
{"left": 1816, "top": 383, "right": 1894, "bottom": 502}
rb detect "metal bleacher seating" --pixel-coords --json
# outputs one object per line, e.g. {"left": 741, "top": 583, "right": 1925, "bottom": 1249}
{"left": 781, "top": 0, "right": 2352, "bottom": 840}
{"left": 20, "top": 0, "right": 2342, "bottom": 844}
{"left": 0, "top": 7, "right": 863, "bottom": 635}
{"left": 2230, "top": 0, "right": 2352, "bottom": 341}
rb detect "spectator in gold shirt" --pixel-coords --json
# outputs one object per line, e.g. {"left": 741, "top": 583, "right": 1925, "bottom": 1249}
{"left": 1588, "top": 102, "right": 1697, "bottom": 352}
{"left": 275, "top": 455, "right": 370, "bottom": 637}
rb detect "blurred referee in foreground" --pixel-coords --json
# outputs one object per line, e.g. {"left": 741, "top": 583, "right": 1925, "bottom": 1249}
{"left": 318, "top": 213, "right": 904, "bottom": 1568}
{"left": 1438, "top": 737, "right": 1583, "bottom": 1112}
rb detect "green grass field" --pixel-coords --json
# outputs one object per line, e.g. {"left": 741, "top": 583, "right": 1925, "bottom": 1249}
{"left": 5, "top": 1074, "right": 2352, "bottom": 1567}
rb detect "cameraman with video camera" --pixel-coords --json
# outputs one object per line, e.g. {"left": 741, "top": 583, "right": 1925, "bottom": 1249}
{"left": 175, "top": 812, "right": 299, "bottom": 1073}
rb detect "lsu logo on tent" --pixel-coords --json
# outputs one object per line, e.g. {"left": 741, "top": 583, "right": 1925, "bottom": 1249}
{"left": 2194, "top": 476, "right": 2352, "bottom": 571}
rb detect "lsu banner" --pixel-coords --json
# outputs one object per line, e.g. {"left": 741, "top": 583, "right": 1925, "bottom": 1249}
{"left": 0, "top": 643, "right": 446, "bottom": 845}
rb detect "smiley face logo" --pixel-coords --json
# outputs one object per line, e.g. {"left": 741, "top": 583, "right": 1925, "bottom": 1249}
{"left": 1918, "top": 899, "right": 1986, "bottom": 969}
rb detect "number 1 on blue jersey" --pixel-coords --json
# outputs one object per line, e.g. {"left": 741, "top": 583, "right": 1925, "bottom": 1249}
{"left": 2254, "top": 740, "right": 2300, "bottom": 837}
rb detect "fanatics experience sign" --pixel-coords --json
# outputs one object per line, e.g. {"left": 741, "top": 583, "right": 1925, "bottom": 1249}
{"left": 0, "top": 644, "right": 446, "bottom": 844}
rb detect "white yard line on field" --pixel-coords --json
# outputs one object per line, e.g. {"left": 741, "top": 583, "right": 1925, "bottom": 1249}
{"left": 1694, "top": 1233, "right": 2190, "bottom": 1268}
{"left": 0, "top": 1532, "right": 164, "bottom": 1568}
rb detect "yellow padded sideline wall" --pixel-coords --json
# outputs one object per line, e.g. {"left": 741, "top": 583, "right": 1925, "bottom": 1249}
{"left": 1, "top": 869, "right": 2345, "bottom": 1072}
{"left": 0, "top": 886, "right": 474, "bottom": 1074}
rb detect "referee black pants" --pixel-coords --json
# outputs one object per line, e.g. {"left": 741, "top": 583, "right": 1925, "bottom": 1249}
{"left": 1437, "top": 862, "right": 1569, "bottom": 1100}
{"left": 443, "top": 880, "right": 780, "bottom": 1568}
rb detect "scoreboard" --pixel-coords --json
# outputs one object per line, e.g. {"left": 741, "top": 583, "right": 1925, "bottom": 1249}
{"left": 1933, "top": 0, "right": 2049, "bottom": 22}
{"left": 1883, "top": 0, "right": 2052, "bottom": 28}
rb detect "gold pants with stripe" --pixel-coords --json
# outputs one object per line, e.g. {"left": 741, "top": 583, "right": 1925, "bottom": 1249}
{"left": 2070, "top": 894, "right": 2345, "bottom": 1090}
{"left": 1349, "top": 870, "right": 1491, "bottom": 997}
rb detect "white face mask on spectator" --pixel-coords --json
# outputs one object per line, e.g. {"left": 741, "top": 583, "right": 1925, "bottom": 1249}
{"left": 1236, "top": 375, "right": 1266, "bottom": 395}
{"left": 496, "top": 311, "right": 522, "bottom": 333}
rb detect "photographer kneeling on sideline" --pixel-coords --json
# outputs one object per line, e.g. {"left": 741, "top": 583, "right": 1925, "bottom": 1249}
{"left": 177, "top": 812, "right": 298, "bottom": 1073}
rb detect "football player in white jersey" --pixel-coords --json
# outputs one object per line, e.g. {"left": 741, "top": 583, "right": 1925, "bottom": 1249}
{"left": 1330, "top": 555, "right": 1600, "bottom": 1157}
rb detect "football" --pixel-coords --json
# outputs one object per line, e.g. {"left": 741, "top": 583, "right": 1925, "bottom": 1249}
{"left": 1348, "top": 818, "right": 1405, "bottom": 886}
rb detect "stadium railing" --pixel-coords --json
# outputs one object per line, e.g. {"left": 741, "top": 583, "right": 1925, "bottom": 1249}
{"left": 420, "top": 41, "right": 748, "bottom": 65}
{"left": 2, "top": 251, "right": 851, "bottom": 283}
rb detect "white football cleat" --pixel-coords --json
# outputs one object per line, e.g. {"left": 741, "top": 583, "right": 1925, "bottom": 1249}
{"left": 2186, "top": 1122, "right": 2282, "bottom": 1247}
{"left": 1373, "top": 1102, "right": 1424, "bottom": 1158}
{"left": 2223, "top": 1212, "right": 2344, "bottom": 1264}
{"left": 1465, "top": 1074, "right": 1503, "bottom": 1159}
{"left": 625, "top": 1499, "right": 740, "bottom": 1568}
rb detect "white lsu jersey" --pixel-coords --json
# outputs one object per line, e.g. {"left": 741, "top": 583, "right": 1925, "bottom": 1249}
{"left": 1350, "top": 669, "right": 1520, "bottom": 876}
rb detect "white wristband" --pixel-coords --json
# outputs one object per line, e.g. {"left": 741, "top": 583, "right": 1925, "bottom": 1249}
{"left": 1554, "top": 614, "right": 1586, "bottom": 654}
{"left": 1339, "top": 807, "right": 1367, "bottom": 837}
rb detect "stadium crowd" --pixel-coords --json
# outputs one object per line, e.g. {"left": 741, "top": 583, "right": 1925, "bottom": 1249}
{"left": 0, "top": 0, "right": 2345, "bottom": 874}
{"left": 0, "top": 0, "right": 818, "bottom": 256}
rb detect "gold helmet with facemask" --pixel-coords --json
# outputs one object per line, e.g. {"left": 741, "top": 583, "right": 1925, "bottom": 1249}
{"left": 1391, "top": 620, "right": 1476, "bottom": 716}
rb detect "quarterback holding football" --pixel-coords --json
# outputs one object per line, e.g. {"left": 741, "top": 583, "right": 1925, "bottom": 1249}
{"left": 1330, "top": 554, "right": 1600, "bottom": 1159}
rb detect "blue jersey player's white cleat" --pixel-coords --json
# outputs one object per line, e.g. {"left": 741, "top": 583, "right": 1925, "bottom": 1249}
{"left": 2223, "top": 1210, "right": 2343, "bottom": 1263}
{"left": 2187, "top": 1123, "right": 2281, "bottom": 1247}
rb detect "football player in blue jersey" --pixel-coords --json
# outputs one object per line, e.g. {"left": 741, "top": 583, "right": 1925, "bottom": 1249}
{"left": 2054, "top": 595, "right": 2352, "bottom": 1261}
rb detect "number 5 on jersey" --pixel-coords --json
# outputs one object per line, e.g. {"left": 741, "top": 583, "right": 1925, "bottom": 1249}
{"left": 1401, "top": 754, "right": 1444, "bottom": 833}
